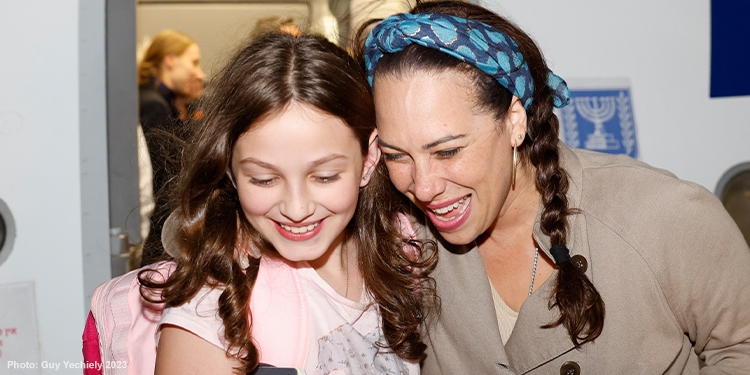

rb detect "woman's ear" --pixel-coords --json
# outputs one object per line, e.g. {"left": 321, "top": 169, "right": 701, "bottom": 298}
{"left": 506, "top": 96, "right": 528, "bottom": 147}
{"left": 360, "top": 129, "right": 381, "bottom": 187}
{"left": 162, "top": 54, "right": 176, "bottom": 70}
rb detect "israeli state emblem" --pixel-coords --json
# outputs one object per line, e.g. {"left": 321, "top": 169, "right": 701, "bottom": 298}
{"left": 556, "top": 79, "right": 638, "bottom": 158}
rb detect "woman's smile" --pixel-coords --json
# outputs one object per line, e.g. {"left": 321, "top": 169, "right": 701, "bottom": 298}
{"left": 425, "top": 195, "right": 472, "bottom": 231}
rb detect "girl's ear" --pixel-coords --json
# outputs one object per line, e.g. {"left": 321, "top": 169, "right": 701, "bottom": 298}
{"left": 360, "top": 129, "right": 381, "bottom": 187}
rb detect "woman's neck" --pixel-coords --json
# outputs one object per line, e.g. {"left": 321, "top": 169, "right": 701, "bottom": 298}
{"left": 481, "top": 163, "right": 540, "bottom": 245}
{"left": 477, "top": 163, "right": 555, "bottom": 311}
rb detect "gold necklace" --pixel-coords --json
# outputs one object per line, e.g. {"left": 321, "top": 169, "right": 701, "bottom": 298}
{"left": 343, "top": 241, "right": 350, "bottom": 299}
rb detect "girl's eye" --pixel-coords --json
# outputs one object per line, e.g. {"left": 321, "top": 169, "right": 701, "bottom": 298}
{"left": 437, "top": 148, "right": 461, "bottom": 158}
{"left": 315, "top": 174, "right": 341, "bottom": 183}
{"left": 250, "top": 177, "right": 276, "bottom": 186}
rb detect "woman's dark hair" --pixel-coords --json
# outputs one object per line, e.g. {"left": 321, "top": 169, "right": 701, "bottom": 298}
{"left": 356, "top": 0, "right": 604, "bottom": 348}
{"left": 140, "top": 32, "right": 437, "bottom": 372}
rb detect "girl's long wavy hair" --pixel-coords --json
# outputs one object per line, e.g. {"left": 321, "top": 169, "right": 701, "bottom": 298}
{"left": 139, "top": 32, "right": 437, "bottom": 373}
{"left": 356, "top": 0, "right": 605, "bottom": 348}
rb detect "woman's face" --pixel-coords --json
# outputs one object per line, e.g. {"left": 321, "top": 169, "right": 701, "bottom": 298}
{"left": 374, "top": 70, "right": 522, "bottom": 245}
{"left": 167, "top": 43, "right": 205, "bottom": 99}
{"left": 230, "top": 102, "right": 377, "bottom": 266}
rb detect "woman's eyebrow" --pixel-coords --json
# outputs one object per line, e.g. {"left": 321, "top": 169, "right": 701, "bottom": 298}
{"left": 422, "top": 134, "right": 466, "bottom": 150}
{"left": 377, "top": 139, "right": 405, "bottom": 152}
{"left": 378, "top": 134, "right": 467, "bottom": 152}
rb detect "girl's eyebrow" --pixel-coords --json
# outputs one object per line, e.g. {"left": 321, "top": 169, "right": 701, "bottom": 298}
{"left": 308, "top": 154, "right": 348, "bottom": 168}
{"left": 238, "top": 158, "right": 277, "bottom": 169}
{"left": 237, "top": 154, "right": 348, "bottom": 170}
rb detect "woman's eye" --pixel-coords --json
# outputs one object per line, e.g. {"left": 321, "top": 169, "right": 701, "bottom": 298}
{"left": 315, "top": 174, "right": 341, "bottom": 183}
{"left": 383, "top": 153, "right": 403, "bottom": 162}
{"left": 250, "top": 177, "right": 276, "bottom": 186}
{"left": 437, "top": 148, "right": 461, "bottom": 158}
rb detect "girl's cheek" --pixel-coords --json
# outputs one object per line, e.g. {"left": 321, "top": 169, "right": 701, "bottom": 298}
{"left": 332, "top": 189, "right": 359, "bottom": 212}
{"left": 238, "top": 189, "right": 276, "bottom": 217}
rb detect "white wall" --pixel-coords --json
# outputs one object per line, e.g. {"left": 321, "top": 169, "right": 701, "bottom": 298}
{"left": 0, "top": 0, "right": 108, "bottom": 372}
{"left": 138, "top": 3, "right": 309, "bottom": 78}
{"left": 478, "top": 0, "right": 750, "bottom": 191}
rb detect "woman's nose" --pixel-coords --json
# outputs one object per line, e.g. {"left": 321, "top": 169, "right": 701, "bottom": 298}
{"left": 412, "top": 161, "right": 445, "bottom": 204}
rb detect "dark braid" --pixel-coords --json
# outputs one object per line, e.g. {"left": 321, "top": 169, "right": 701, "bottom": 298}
{"left": 527, "top": 85, "right": 605, "bottom": 347}
{"left": 361, "top": 0, "right": 605, "bottom": 347}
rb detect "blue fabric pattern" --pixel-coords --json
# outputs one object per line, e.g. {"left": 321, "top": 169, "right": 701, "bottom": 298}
{"left": 364, "top": 12, "right": 570, "bottom": 109}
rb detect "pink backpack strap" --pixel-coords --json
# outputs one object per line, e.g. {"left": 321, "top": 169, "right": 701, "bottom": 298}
{"left": 250, "top": 256, "right": 308, "bottom": 368}
{"left": 90, "top": 261, "right": 174, "bottom": 375}
{"left": 90, "top": 257, "right": 307, "bottom": 370}
{"left": 82, "top": 311, "right": 103, "bottom": 375}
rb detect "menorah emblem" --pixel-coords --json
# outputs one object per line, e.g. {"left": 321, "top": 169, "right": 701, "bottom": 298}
{"left": 574, "top": 96, "right": 620, "bottom": 151}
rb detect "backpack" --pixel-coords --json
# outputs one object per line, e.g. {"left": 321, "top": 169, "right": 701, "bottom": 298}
{"left": 84, "top": 256, "right": 308, "bottom": 374}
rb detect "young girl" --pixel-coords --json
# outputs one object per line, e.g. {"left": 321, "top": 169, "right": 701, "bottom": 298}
{"left": 140, "top": 32, "right": 436, "bottom": 374}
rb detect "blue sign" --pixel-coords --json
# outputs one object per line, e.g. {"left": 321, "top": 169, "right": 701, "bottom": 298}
{"left": 558, "top": 88, "right": 638, "bottom": 158}
{"left": 711, "top": 0, "right": 750, "bottom": 98}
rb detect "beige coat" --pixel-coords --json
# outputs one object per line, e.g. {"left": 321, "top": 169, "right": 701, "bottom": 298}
{"left": 419, "top": 144, "right": 750, "bottom": 374}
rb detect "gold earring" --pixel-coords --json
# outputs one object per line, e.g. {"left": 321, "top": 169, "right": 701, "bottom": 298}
{"left": 512, "top": 143, "right": 518, "bottom": 189}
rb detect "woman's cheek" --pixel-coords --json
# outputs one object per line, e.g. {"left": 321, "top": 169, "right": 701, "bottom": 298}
{"left": 385, "top": 164, "right": 412, "bottom": 194}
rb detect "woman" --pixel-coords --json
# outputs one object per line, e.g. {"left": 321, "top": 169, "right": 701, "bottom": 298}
{"left": 360, "top": 1, "right": 750, "bottom": 373}
{"left": 137, "top": 29, "right": 206, "bottom": 266}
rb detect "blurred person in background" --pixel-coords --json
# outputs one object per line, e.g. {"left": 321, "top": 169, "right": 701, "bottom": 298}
{"left": 137, "top": 29, "right": 205, "bottom": 266}
{"left": 250, "top": 16, "right": 302, "bottom": 39}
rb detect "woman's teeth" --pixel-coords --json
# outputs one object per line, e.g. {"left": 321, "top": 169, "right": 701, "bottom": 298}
{"left": 432, "top": 196, "right": 470, "bottom": 215}
{"left": 280, "top": 222, "right": 319, "bottom": 234}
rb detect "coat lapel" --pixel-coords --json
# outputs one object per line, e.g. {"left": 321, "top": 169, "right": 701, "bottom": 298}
{"left": 429, "top": 233, "right": 512, "bottom": 371}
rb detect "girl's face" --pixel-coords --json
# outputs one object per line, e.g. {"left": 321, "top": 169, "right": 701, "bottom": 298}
{"left": 231, "top": 102, "right": 378, "bottom": 266}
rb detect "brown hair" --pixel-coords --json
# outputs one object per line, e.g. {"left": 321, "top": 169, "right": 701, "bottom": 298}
{"left": 140, "top": 32, "right": 436, "bottom": 372}
{"left": 357, "top": 0, "right": 605, "bottom": 348}
{"left": 138, "top": 29, "right": 195, "bottom": 86}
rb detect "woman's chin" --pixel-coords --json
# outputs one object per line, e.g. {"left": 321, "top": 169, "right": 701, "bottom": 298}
{"left": 436, "top": 229, "right": 481, "bottom": 246}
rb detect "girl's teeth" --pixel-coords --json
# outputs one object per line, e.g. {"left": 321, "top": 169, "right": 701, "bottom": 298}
{"left": 280, "top": 222, "right": 319, "bottom": 234}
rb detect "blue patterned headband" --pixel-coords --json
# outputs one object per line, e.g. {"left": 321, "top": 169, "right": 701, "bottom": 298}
{"left": 364, "top": 12, "right": 570, "bottom": 109}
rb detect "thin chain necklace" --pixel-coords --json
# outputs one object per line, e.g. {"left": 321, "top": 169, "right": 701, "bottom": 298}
{"left": 343, "top": 241, "right": 350, "bottom": 299}
{"left": 528, "top": 247, "right": 539, "bottom": 296}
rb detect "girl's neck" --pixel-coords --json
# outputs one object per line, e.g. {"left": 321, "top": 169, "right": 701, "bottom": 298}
{"left": 308, "top": 235, "right": 363, "bottom": 302}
